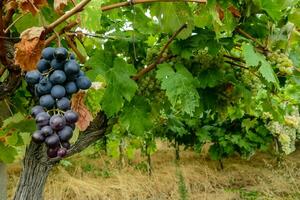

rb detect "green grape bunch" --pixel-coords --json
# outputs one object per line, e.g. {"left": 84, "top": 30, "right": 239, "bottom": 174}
{"left": 137, "top": 75, "right": 165, "bottom": 102}
{"left": 268, "top": 51, "right": 294, "bottom": 76}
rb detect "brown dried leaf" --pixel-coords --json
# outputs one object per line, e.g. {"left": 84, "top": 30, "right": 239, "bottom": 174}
{"left": 228, "top": 5, "right": 241, "bottom": 18}
{"left": 19, "top": 0, "right": 48, "bottom": 15}
{"left": 5, "top": 0, "right": 18, "bottom": 13}
{"left": 54, "top": 0, "right": 68, "bottom": 14}
{"left": 14, "top": 27, "right": 45, "bottom": 71}
{"left": 216, "top": 4, "right": 224, "bottom": 21}
{"left": 71, "top": 91, "right": 93, "bottom": 131}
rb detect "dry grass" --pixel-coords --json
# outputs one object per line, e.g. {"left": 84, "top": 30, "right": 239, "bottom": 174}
{"left": 7, "top": 143, "right": 300, "bottom": 200}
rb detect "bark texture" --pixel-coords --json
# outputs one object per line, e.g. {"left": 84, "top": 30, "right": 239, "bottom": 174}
{"left": 13, "top": 143, "right": 53, "bottom": 200}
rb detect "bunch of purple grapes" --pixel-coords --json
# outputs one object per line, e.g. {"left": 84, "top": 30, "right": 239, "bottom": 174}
{"left": 25, "top": 47, "right": 91, "bottom": 158}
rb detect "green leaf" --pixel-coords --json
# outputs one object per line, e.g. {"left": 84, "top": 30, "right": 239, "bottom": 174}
{"left": 0, "top": 142, "right": 17, "bottom": 163}
{"left": 197, "top": 68, "right": 224, "bottom": 88}
{"left": 101, "top": 58, "right": 137, "bottom": 117}
{"left": 241, "top": 43, "right": 278, "bottom": 85}
{"left": 80, "top": 0, "right": 102, "bottom": 31}
{"left": 14, "top": 13, "right": 42, "bottom": 33}
{"left": 150, "top": 3, "right": 194, "bottom": 39}
{"left": 7, "top": 132, "right": 24, "bottom": 146}
{"left": 257, "top": 0, "right": 292, "bottom": 21}
{"left": 85, "top": 49, "right": 113, "bottom": 81}
{"left": 3, "top": 113, "right": 35, "bottom": 133}
{"left": 242, "top": 43, "right": 260, "bottom": 67}
{"left": 209, "top": 144, "right": 222, "bottom": 160}
{"left": 156, "top": 63, "right": 200, "bottom": 116}
{"left": 289, "top": 9, "right": 300, "bottom": 27}
{"left": 258, "top": 59, "right": 278, "bottom": 84}
{"left": 120, "top": 96, "right": 153, "bottom": 136}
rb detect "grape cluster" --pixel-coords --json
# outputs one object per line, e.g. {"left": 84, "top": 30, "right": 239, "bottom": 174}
{"left": 268, "top": 51, "right": 294, "bottom": 75}
{"left": 25, "top": 47, "right": 92, "bottom": 158}
{"left": 137, "top": 75, "right": 165, "bottom": 102}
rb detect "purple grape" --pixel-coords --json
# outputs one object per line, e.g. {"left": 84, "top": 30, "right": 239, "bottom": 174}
{"left": 54, "top": 47, "right": 68, "bottom": 61}
{"left": 64, "top": 81, "right": 78, "bottom": 94}
{"left": 58, "top": 126, "right": 73, "bottom": 141}
{"left": 47, "top": 147, "right": 59, "bottom": 158}
{"left": 51, "top": 85, "right": 66, "bottom": 99}
{"left": 39, "top": 94, "right": 55, "bottom": 109}
{"left": 67, "top": 123, "right": 75, "bottom": 130}
{"left": 50, "top": 115, "right": 66, "bottom": 131}
{"left": 70, "top": 53, "right": 76, "bottom": 60}
{"left": 61, "top": 142, "right": 71, "bottom": 149}
{"left": 64, "top": 60, "right": 80, "bottom": 75}
{"left": 51, "top": 59, "right": 65, "bottom": 70}
{"left": 37, "top": 59, "right": 51, "bottom": 73}
{"left": 76, "top": 76, "right": 91, "bottom": 90}
{"left": 77, "top": 70, "right": 84, "bottom": 77}
{"left": 35, "top": 112, "right": 50, "bottom": 126}
{"left": 45, "top": 134, "right": 60, "bottom": 148}
{"left": 40, "top": 126, "right": 53, "bottom": 136}
{"left": 64, "top": 110, "right": 79, "bottom": 124}
{"left": 42, "top": 47, "right": 55, "bottom": 60}
{"left": 56, "top": 97, "right": 70, "bottom": 111}
{"left": 57, "top": 148, "right": 67, "bottom": 157}
{"left": 25, "top": 70, "right": 41, "bottom": 85}
{"left": 49, "top": 70, "right": 66, "bottom": 84}
{"left": 31, "top": 105, "right": 44, "bottom": 117}
{"left": 32, "top": 130, "right": 45, "bottom": 143}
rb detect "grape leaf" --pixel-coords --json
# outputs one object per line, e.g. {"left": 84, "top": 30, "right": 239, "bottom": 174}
{"left": 241, "top": 43, "right": 278, "bottom": 85}
{"left": 259, "top": 59, "right": 278, "bottom": 84}
{"left": 54, "top": 0, "right": 68, "bottom": 14}
{"left": 80, "top": 0, "right": 102, "bottom": 31}
{"left": 197, "top": 68, "right": 224, "bottom": 88}
{"left": 13, "top": 13, "right": 42, "bottom": 36}
{"left": 257, "top": 0, "right": 291, "bottom": 21}
{"left": 85, "top": 77, "right": 105, "bottom": 117}
{"left": 19, "top": 0, "right": 48, "bottom": 15}
{"left": 119, "top": 96, "right": 153, "bottom": 136}
{"left": 242, "top": 43, "right": 260, "bottom": 66}
{"left": 0, "top": 142, "right": 17, "bottom": 163}
{"left": 150, "top": 3, "right": 193, "bottom": 39}
{"left": 101, "top": 58, "right": 137, "bottom": 117}
{"left": 85, "top": 49, "right": 113, "bottom": 81}
{"left": 14, "top": 27, "right": 45, "bottom": 71}
{"left": 156, "top": 63, "right": 200, "bottom": 116}
{"left": 2, "top": 113, "right": 35, "bottom": 133}
{"left": 71, "top": 91, "right": 93, "bottom": 131}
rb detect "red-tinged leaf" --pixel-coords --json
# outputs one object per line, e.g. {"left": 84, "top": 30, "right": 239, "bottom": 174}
{"left": 14, "top": 27, "right": 45, "bottom": 71}
{"left": 216, "top": 4, "right": 224, "bottom": 21}
{"left": 54, "top": 0, "right": 68, "bottom": 14}
{"left": 19, "top": 0, "right": 48, "bottom": 15}
{"left": 228, "top": 5, "right": 241, "bottom": 18}
{"left": 71, "top": 91, "right": 93, "bottom": 131}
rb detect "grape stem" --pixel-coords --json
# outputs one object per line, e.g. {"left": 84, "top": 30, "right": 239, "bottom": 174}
{"left": 235, "top": 28, "right": 268, "bottom": 51}
{"left": 132, "top": 23, "right": 187, "bottom": 80}
{"left": 224, "top": 60, "right": 260, "bottom": 78}
{"left": 45, "top": 21, "right": 78, "bottom": 46}
{"left": 45, "top": 0, "right": 91, "bottom": 33}
{"left": 64, "top": 35, "right": 86, "bottom": 63}
{"left": 101, "top": 0, "right": 207, "bottom": 11}
{"left": 42, "top": 68, "right": 55, "bottom": 77}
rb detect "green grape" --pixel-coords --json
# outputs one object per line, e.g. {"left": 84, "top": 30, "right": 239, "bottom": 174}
{"left": 268, "top": 52, "right": 294, "bottom": 76}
